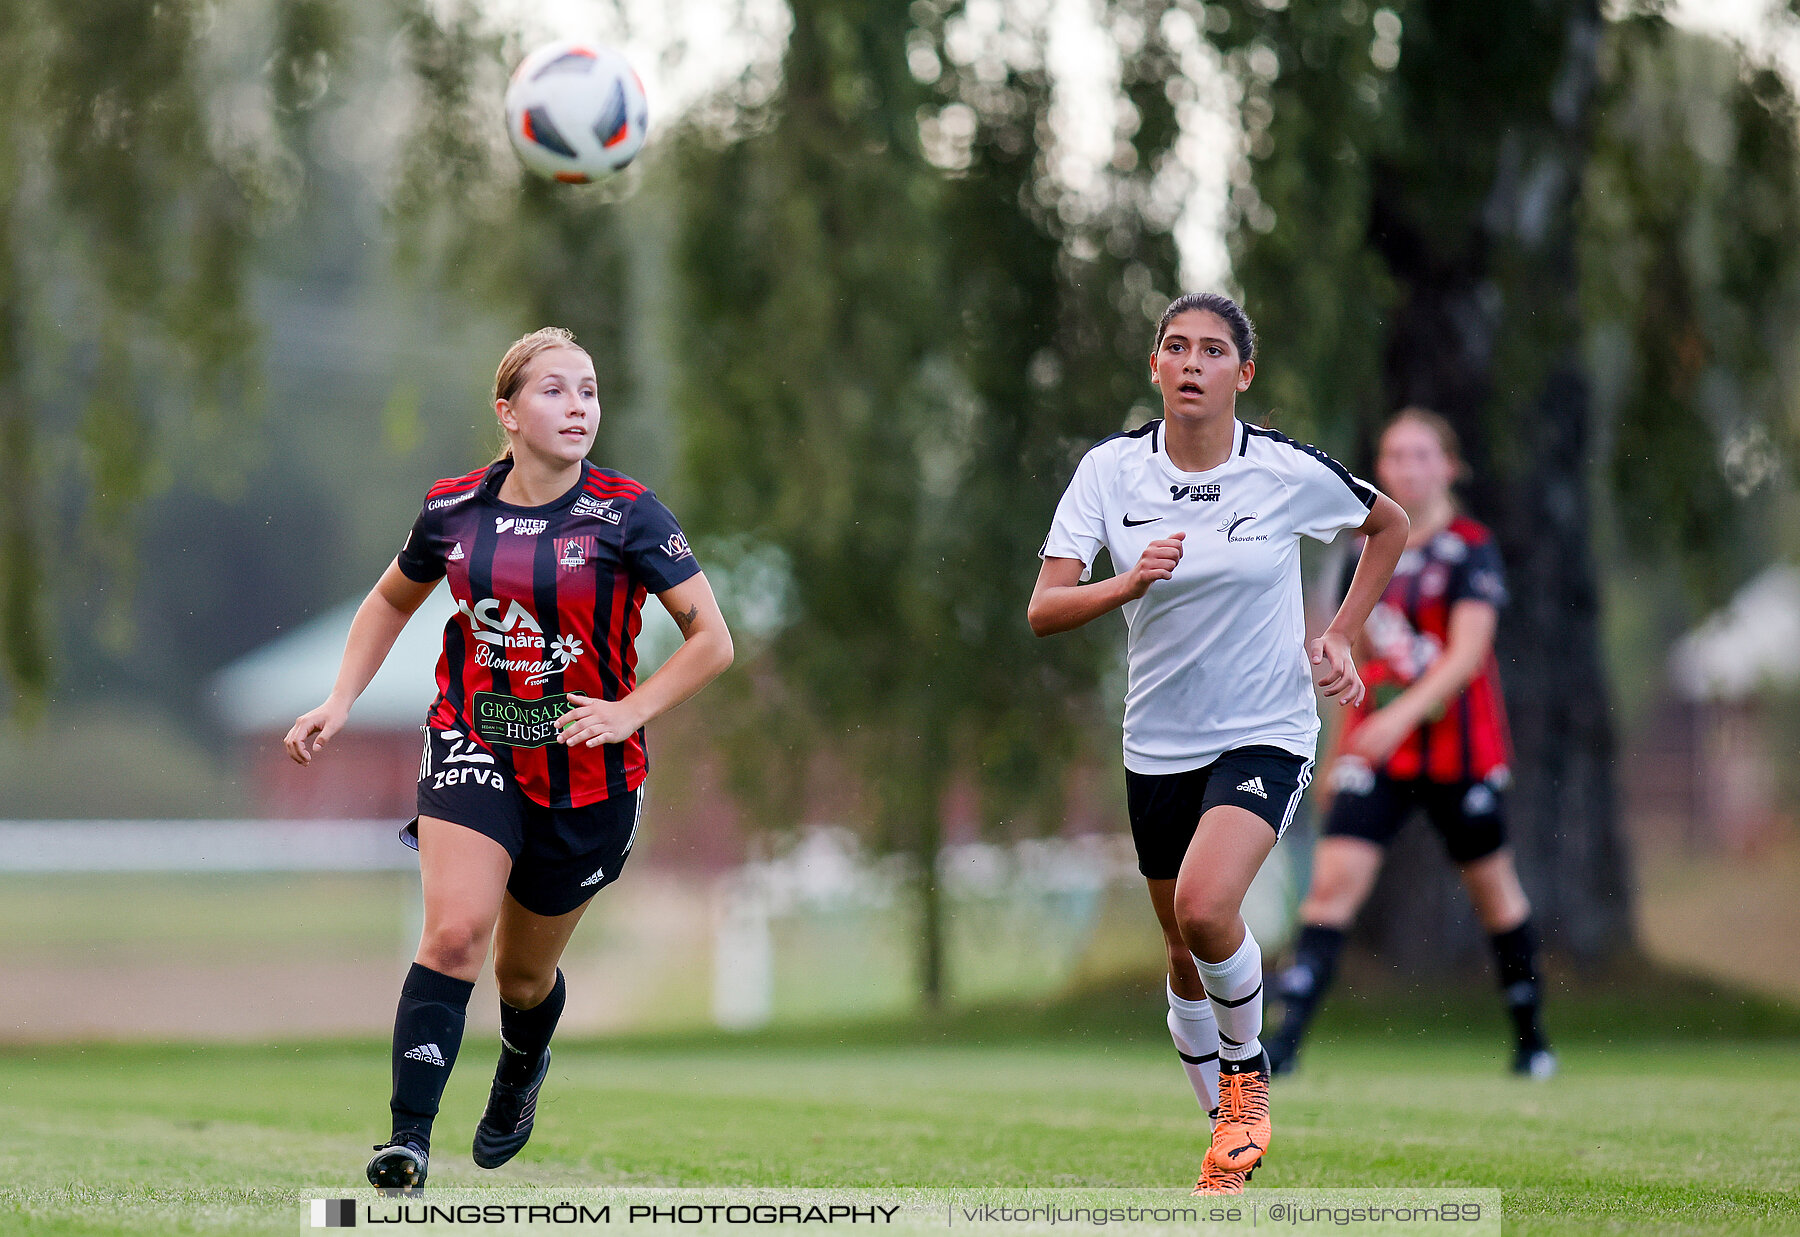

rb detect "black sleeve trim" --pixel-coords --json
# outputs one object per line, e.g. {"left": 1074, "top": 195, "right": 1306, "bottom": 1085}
{"left": 1093, "top": 418, "right": 1164, "bottom": 453}
{"left": 620, "top": 491, "right": 702, "bottom": 594}
{"left": 396, "top": 555, "right": 446, "bottom": 584}
{"left": 395, "top": 500, "right": 449, "bottom": 583}
{"left": 1243, "top": 425, "right": 1376, "bottom": 508}
{"left": 649, "top": 557, "right": 703, "bottom": 594}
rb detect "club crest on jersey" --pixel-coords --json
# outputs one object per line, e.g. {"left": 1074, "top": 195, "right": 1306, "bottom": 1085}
{"left": 1170, "top": 482, "right": 1222, "bottom": 503}
{"left": 572, "top": 494, "right": 623, "bottom": 524}
{"left": 557, "top": 535, "right": 595, "bottom": 571}
{"left": 1219, "top": 512, "right": 1268, "bottom": 542}
{"left": 495, "top": 516, "right": 549, "bottom": 536}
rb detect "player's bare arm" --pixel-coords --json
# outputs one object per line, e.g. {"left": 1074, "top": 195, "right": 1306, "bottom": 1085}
{"left": 557, "top": 571, "right": 733, "bottom": 748}
{"left": 284, "top": 561, "right": 439, "bottom": 766}
{"left": 1310, "top": 492, "right": 1408, "bottom": 706}
{"left": 1027, "top": 533, "right": 1186, "bottom": 637}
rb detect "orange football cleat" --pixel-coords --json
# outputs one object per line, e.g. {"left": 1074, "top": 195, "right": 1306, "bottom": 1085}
{"left": 1191, "top": 1146, "right": 1249, "bottom": 1195}
{"left": 1209, "top": 1053, "right": 1272, "bottom": 1172}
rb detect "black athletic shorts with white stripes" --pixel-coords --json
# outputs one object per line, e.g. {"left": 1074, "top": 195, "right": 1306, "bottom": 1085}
{"left": 1125, "top": 745, "right": 1313, "bottom": 880}
{"left": 407, "top": 725, "right": 644, "bottom": 917}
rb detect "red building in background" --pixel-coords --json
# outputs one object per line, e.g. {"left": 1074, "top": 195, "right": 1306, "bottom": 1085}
{"left": 211, "top": 591, "right": 460, "bottom": 820}
{"left": 208, "top": 591, "right": 747, "bottom": 871}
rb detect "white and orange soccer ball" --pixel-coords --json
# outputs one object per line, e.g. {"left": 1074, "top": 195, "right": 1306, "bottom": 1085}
{"left": 504, "top": 41, "right": 648, "bottom": 183}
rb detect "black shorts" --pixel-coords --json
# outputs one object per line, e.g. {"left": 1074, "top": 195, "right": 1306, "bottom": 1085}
{"left": 408, "top": 726, "right": 643, "bottom": 917}
{"left": 1126, "top": 745, "right": 1314, "bottom": 880}
{"left": 1320, "top": 759, "right": 1508, "bottom": 864}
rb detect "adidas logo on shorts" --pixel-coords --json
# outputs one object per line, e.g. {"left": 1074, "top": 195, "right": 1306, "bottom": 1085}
{"left": 579, "top": 867, "right": 605, "bottom": 887}
{"left": 1236, "top": 776, "right": 1268, "bottom": 799}
{"left": 404, "top": 1042, "right": 447, "bottom": 1066}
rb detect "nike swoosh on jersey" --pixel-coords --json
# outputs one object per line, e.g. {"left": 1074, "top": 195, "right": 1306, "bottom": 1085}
{"left": 1123, "top": 514, "right": 1162, "bottom": 527}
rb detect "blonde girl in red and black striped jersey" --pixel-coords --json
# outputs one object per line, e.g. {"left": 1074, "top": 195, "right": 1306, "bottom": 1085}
{"left": 1265, "top": 408, "right": 1553, "bottom": 1079}
{"left": 285, "top": 328, "right": 732, "bottom": 1189}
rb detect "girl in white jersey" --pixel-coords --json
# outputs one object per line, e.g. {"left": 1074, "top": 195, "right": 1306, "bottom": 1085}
{"left": 1029, "top": 293, "right": 1407, "bottom": 1194}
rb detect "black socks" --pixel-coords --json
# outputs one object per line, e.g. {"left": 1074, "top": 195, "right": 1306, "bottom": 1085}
{"left": 1489, "top": 919, "right": 1548, "bottom": 1052}
{"left": 1269, "top": 919, "right": 1545, "bottom": 1060}
{"left": 497, "top": 969, "right": 566, "bottom": 1085}
{"left": 389, "top": 963, "right": 475, "bottom": 1144}
{"left": 1272, "top": 923, "right": 1347, "bottom": 1046}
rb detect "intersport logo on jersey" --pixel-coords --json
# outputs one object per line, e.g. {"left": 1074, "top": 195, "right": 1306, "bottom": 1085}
{"left": 458, "top": 598, "right": 586, "bottom": 686}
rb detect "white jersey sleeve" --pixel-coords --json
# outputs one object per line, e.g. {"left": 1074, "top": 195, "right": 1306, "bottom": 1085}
{"left": 1040, "top": 448, "right": 1109, "bottom": 581}
{"left": 1260, "top": 433, "right": 1377, "bottom": 542}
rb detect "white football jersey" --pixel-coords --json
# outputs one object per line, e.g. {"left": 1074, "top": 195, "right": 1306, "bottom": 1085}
{"left": 1042, "top": 418, "right": 1378, "bottom": 775}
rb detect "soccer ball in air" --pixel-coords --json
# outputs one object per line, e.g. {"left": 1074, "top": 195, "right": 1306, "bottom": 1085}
{"left": 504, "top": 41, "right": 649, "bottom": 183}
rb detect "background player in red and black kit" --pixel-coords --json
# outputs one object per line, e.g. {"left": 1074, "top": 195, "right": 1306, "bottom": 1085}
{"left": 1265, "top": 408, "right": 1554, "bottom": 1079}
{"left": 285, "top": 327, "right": 733, "bottom": 1189}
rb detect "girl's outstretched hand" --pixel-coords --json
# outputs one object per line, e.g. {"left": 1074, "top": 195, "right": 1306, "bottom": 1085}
{"left": 285, "top": 699, "right": 350, "bottom": 765}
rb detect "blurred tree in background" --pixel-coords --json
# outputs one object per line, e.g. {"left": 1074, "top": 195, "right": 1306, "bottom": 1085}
{"left": 0, "top": 0, "right": 294, "bottom": 703}
{"left": 385, "top": 0, "right": 642, "bottom": 463}
{"left": 1586, "top": 11, "right": 1800, "bottom": 592}
{"left": 1208, "top": 0, "right": 1800, "bottom": 965}
{"left": 669, "top": 0, "right": 1197, "bottom": 1004}
{"left": 5, "top": 0, "right": 1799, "bottom": 1000}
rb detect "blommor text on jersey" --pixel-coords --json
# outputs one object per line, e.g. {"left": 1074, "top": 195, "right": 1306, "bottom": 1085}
{"left": 458, "top": 599, "right": 586, "bottom": 685}
{"left": 472, "top": 638, "right": 585, "bottom": 687}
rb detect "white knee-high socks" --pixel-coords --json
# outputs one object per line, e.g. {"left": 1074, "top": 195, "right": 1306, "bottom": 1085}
{"left": 1165, "top": 979, "right": 1221, "bottom": 1117}
{"left": 1194, "top": 928, "right": 1264, "bottom": 1063}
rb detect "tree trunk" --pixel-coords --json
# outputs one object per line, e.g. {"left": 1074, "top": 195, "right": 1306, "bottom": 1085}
{"left": 917, "top": 789, "right": 947, "bottom": 1010}
{"left": 878, "top": 722, "right": 950, "bottom": 1009}
{"left": 1355, "top": 0, "right": 1634, "bottom": 967}
{"left": 0, "top": 206, "right": 47, "bottom": 705}
{"left": 1490, "top": 364, "right": 1633, "bottom": 959}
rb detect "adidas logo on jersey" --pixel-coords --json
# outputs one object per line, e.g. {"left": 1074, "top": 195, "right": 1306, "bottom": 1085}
{"left": 404, "top": 1043, "right": 447, "bottom": 1066}
{"left": 1236, "top": 776, "right": 1268, "bottom": 799}
{"left": 446, "top": 542, "right": 465, "bottom": 561}
{"left": 579, "top": 867, "right": 605, "bottom": 887}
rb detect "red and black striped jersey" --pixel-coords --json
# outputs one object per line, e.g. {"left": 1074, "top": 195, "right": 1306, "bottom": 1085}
{"left": 1340, "top": 514, "right": 1513, "bottom": 783}
{"left": 396, "top": 458, "right": 702, "bottom": 808}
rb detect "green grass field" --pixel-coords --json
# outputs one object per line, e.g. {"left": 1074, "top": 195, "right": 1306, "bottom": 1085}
{"left": 4, "top": 980, "right": 1798, "bottom": 1237}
